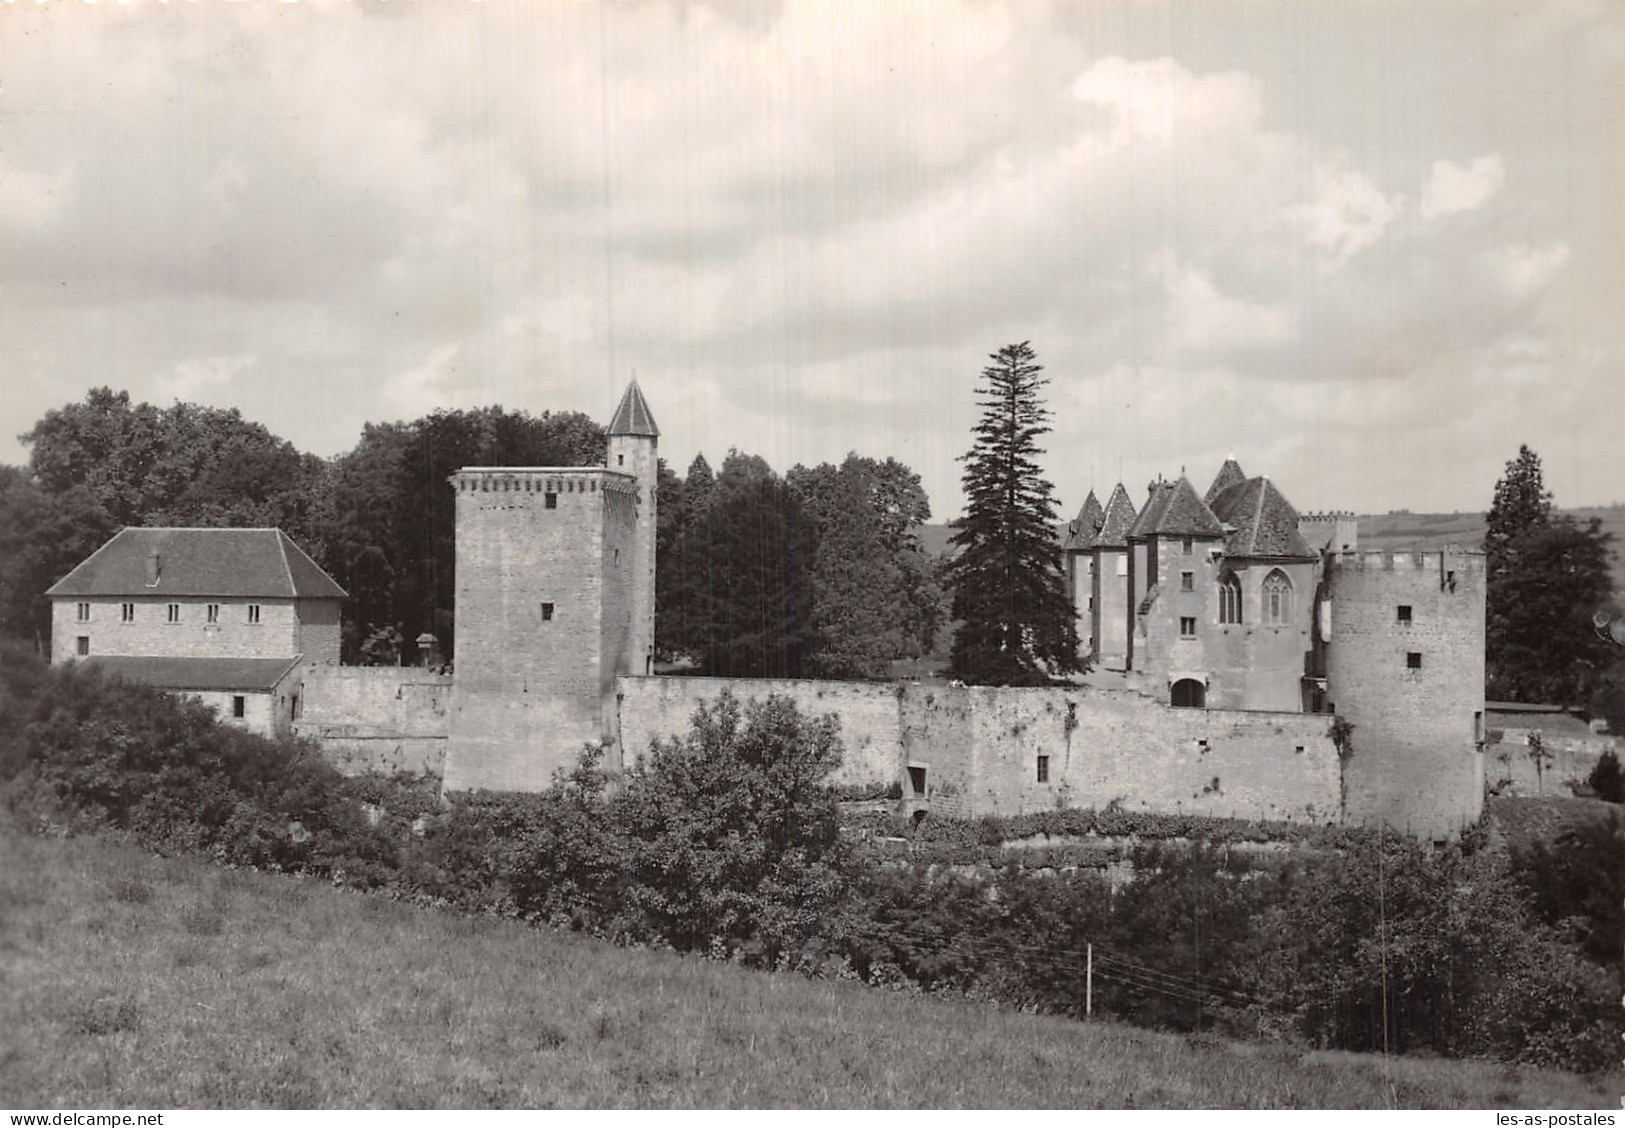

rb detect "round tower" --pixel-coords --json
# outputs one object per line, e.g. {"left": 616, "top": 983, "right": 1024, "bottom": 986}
{"left": 606, "top": 379, "right": 659, "bottom": 676}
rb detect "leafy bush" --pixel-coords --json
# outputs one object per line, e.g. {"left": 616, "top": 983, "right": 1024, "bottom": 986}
{"left": 1586, "top": 748, "right": 1623, "bottom": 803}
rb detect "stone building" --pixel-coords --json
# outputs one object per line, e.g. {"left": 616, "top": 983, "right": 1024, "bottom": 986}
{"left": 440, "top": 381, "right": 659, "bottom": 792}
{"left": 45, "top": 527, "right": 345, "bottom": 737}
{"left": 1062, "top": 459, "right": 1487, "bottom": 835}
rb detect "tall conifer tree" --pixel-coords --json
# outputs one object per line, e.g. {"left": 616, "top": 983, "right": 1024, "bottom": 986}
{"left": 947, "top": 342, "right": 1081, "bottom": 684}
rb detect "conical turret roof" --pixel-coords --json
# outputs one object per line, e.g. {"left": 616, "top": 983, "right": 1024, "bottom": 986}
{"left": 1063, "top": 491, "right": 1105, "bottom": 551}
{"left": 608, "top": 380, "right": 659, "bottom": 437}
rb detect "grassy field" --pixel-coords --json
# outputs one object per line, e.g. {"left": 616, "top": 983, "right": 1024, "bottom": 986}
{"left": 2, "top": 824, "right": 1619, "bottom": 1109}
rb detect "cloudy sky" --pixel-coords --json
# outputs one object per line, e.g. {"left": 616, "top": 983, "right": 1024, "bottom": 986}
{"left": 4, "top": 0, "right": 1621, "bottom": 521}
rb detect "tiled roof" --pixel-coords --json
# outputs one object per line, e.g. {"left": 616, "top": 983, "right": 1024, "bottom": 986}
{"left": 47, "top": 528, "right": 347, "bottom": 600}
{"left": 1094, "top": 483, "right": 1139, "bottom": 549}
{"left": 1205, "top": 458, "right": 1247, "bottom": 504}
{"left": 608, "top": 380, "right": 660, "bottom": 437}
{"left": 82, "top": 655, "right": 302, "bottom": 693}
{"left": 1063, "top": 491, "right": 1105, "bottom": 551}
{"left": 1208, "top": 476, "right": 1316, "bottom": 559}
{"left": 1129, "top": 477, "right": 1224, "bottom": 539}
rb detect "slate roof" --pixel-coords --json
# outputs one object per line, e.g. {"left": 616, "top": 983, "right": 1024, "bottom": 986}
{"left": 1207, "top": 476, "right": 1316, "bottom": 559}
{"left": 1063, "top": 491, "right": 1105, "bottom": 551}
{"left": 47, "top": 528, "right": 347, "bottom": 600}
{"left": 82, "top": 656, "right": 303, "bottom": 693}
{"left": 608, "top": 380, "right": 660, "bottom": 437}
{"left": 1128, "top": 476, "right": 1225, "bottom": 539}
{"left": 1094, "top": 483, "right": 1139, "bottom": 549}
{"left": 1205, "top": 458, "right": 1247, "bottom": 504}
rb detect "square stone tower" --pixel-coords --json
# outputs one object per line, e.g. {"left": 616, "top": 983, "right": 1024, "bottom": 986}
{"left": 441, "top": 382, "right": 657, "bottom": 792}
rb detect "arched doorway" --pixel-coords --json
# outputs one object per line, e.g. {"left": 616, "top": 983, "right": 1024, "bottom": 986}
{"left": 1171, "top": 678, "right": 1206, "bottom": 708}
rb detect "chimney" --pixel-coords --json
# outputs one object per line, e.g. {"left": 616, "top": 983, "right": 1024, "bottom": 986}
{"left": 145, "top": 551, "right": 161, "bottom": 587}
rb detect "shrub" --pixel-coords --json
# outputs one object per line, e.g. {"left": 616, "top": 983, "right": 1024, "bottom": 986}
{"left": 1586, "top": 748, "right": 1623, "bottom": 803}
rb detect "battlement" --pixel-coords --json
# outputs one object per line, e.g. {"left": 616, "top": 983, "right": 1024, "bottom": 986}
{"left": 448, "top": 466, "right": 639, "bottom": 499}
{"left": 1328, "top": 547, "right": 1484, "bottom": 575}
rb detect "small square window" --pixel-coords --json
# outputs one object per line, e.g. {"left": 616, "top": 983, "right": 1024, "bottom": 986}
{"left": 121, "top": 603, "right": 134, "bottom": 623}
{"left": 1397, "top": 605, "right": 1412, "bottom": 624}
{"left": 1180, "top": 571, "right": 1194, "bottom": 592}
{"left": 247, "top": 605, "right": 261, "bottom": 625}
{"left": 541, "top": 602, "right": 555, "bottom": 621}
{"left": 167, "top": 603, "right": 181, "bottom": 624}
{"left": 545, "top": 492, "right": 558, "bottom": 510}
{"left": 617, "top": 454, "right": 625, "bottom": 466}
{"left": 76, "top": 602, "right": 90, "bottom": 622}
{"left": 232, "top": 695, "right": 246, "bottom": 719}
{"left": 1180, "top": 616, "right": 1197, "bottom": 638}
{"left": 1182, "top": 536, "right": 1193, "bottom": 554}
{"left": 1407, "top": 652, "right": 1422, "bottom": 669}
{"left": 76, "top": 636, "right": 89, "bottom": 657}
{"left": 1036, "top": 755, "right": 1050, "bottom": 783}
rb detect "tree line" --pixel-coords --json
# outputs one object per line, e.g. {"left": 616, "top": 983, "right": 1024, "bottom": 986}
{"left": 0, "top": 386, "right": 944, "bottom": 677}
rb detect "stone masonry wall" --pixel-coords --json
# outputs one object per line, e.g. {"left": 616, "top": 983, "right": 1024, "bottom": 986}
{"left": 52, "top": 596, "right": 301, "bottom": 663}
{"left": 1484, "top": 726, "right": 1619, "bottom": 798}
{"left": 615, "top": 676, "right": 1342, "bottom": 822}
{"left": 445, "top": 469, "right": 638, "bottom": 792}
{"left": 616, "top": 675, "right": 902, "bottom": 787}
{"left": 1325, "top": 549, "right": 1485, "bottom": 838}
{"left": 909, "top": 684, "right": 1341, "bottom": 823}
{"left": 295, "top": 666, "right": 451, "bottom": 776}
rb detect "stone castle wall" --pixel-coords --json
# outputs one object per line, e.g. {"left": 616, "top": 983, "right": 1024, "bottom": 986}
{"left": 614, "top": 675, "right": 1342, "bottom": 822}
{"left": 295, "top": 665, "right": 451, "bottom": 776}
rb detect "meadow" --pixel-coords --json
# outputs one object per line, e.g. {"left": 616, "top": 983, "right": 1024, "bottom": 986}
{"left": 2, "top": 821, "right": 1618, "bottom": 1110}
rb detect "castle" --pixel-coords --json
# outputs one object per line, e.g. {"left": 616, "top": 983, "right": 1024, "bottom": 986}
{"left": 427, "top": 382, "right": 1484, "bottom": 838}
{"left": 50, "top": 381, "right": 1489, "bottom": 840}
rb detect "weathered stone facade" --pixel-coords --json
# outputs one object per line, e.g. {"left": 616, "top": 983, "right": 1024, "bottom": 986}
{"left": 51, "top": 596, "right": 315, "bottom": 665}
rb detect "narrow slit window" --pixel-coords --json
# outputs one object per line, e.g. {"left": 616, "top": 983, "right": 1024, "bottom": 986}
{"left": 207, "top": 604, "right": 220, "bottom": 624}
{"left": 232, "top": 695, "right": 246, "bottom": 719}
{"left": 76, "top": 602, "right": 90, "bottom": 622}
{"left": 121, "top": 603, "right": 134, "bottom": 623}
{"left": 247, "top": 605, "right": 261, "bottom": 625}
{"left": 1036, "top": 755, "right": 1050, "bottom": 783}
{"left": 167, "top": 604, "right": 181, "bottom": 624}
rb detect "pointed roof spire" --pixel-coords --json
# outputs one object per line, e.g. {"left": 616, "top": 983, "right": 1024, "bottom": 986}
{"left": 608, "top": 379, "right": 659, "bottom": 437}
{"left": 1205, "top": 457, "right": 1247, "bottom": 504}
{"left": 1094, "top": 483, "right": 1139, "bottom": 548}
{"left": 1063, "top": 490, "right": 1106, "bottom": 551}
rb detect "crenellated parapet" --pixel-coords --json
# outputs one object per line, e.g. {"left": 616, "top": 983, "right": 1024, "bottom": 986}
{"left": 448, "top": 466, "right": 639, "bottom": 498}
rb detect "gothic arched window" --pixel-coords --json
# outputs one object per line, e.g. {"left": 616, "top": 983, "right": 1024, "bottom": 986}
{"left": 1218, "top": 571, "right": 1242, "bottom": 624}
{"left": 1262, "top": 569, "right": 1293, "bottom": 625}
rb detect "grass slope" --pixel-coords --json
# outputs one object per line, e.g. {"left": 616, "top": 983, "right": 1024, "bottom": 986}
{"left": 3, "top": 826, "right": 1618, "bottom": 1109}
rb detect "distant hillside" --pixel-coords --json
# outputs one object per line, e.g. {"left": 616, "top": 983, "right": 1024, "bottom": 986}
{"left": 915, "top": 506, "right": 1625, "bottom": 595}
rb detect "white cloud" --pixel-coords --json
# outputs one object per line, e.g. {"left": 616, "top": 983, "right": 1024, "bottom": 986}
{"left": 1488, "top": 241, "right": 1571, "bottom": 297}
{"left": 153, "top": 355, "right": 257, "bottom": 404}
{"left": 1420, "top": 154, "right": 1506, "bottom": 219}
{"left": 1292, "top": 161, "right": 1403, "bottom": 265}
